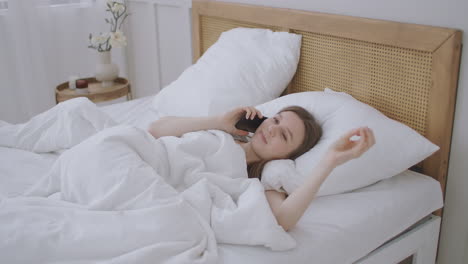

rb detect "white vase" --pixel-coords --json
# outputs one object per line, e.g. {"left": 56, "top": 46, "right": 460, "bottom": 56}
{"left": 95, "top": 51, "right": 119, "bottom": 87}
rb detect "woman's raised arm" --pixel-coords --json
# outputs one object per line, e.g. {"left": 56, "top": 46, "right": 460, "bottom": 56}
{"left": 147, "top": 106, "right": 261, "bottom": 139}
{"left": 266, "top": 127, "right": 375, "bottom": 231}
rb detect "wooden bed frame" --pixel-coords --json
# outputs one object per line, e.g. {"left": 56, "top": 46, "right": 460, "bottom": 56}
{"left": 191, "top": 1, "right": 462, "bottom": 263}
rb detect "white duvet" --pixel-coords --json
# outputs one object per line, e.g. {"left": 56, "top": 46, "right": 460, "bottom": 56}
{"left": 0, "top": 98, "right": 295, "bottom": 264}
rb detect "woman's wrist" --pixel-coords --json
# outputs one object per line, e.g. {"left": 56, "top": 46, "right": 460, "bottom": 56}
{"left": 213, "top": 115, "right": 228, "bottom": 132}
{"left": 319, "top": 154, "right": 338, "bottom": 171}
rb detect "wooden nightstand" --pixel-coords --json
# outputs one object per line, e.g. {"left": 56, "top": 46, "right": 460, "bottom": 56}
{"left": 55, "top": 77, "right": 132, "bottom": 104}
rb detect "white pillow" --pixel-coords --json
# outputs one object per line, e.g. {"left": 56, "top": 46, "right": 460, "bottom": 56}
{"left": 256, "top": 88, "right": 439, "bottom": 196}
{"left": 152, "top": 27, "right": 302, "bottom": 117}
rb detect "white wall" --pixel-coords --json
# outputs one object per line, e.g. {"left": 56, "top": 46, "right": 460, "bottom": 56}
{"left": 126, "top": 0, "right": 467, "bottom": 263}
{"left": 125, "top": 0, "right": 192, "bottom": 98}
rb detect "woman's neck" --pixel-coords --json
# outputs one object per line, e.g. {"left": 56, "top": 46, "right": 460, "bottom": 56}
{"left": 238, "top": 142, "right": 261, "bottom": 165}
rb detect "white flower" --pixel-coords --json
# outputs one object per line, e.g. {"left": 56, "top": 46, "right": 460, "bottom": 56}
{"left": 91, "top": 34, "right": 109, "bottom": 46}
{"left": 88, "top": 0, "right": 129, "bottom": 52}
{"left": 109, "top": 31, "right": 127, "bottom": 48}
{"left": 111, "top": 3, "right": 125, "bottom": 14}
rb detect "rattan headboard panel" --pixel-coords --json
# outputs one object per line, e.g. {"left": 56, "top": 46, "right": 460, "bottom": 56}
{"left": 192, "top": 1, "right": 462, "bottom": 216}
{"left": 289, "top": 30, "right": 433, "bottom": 136}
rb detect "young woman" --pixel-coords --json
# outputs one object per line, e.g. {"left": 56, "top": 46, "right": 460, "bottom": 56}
{"left": 148, "top": 106, "right": 375, "bottom": 231}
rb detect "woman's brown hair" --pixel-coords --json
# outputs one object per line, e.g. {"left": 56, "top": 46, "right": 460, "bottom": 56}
{"left": 247, "top": 106, "right": 322, "bottom": 180}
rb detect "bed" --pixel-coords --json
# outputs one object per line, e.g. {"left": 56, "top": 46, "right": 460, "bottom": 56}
{"left": 0, "top": 95, "right": 447, "bottom": 264}
{"left": 100, "top": 98, "right": 446, "bottom": 264}
{"left": 0, "top": 0, "right": 462, "bottom": 263}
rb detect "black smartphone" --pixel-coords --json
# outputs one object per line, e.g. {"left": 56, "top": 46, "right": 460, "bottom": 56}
{"left": 235, "top": 116, "right": 268, "bottom": 133}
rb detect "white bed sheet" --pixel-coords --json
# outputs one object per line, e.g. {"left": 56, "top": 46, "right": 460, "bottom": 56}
{"left": 0, "top": 96, "right": 443, "bottom": 264}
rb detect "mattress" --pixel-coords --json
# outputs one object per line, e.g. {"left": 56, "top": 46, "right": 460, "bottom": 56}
{"left": 0, "top": 96, "right": 444, "bottom": 263}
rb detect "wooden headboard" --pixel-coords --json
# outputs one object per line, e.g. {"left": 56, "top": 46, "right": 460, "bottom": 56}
{"left": 191, "top": 0, "right": 462, "bottom": 215}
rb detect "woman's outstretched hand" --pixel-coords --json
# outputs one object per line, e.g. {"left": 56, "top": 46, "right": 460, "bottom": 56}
{"left": 219, "top": 106, "right": 263, "bottom": 136}
{"left": 323, "top": 127, "right": 376, "bottom": 167}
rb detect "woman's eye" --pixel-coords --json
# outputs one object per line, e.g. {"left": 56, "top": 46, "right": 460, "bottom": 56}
{"left": 274, "top": 117, "right": 279, "bottom": 124}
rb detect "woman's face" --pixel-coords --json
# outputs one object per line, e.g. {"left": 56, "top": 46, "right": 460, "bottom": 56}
{"left": 251, "top": 111, "right": 305, "bottom": 160}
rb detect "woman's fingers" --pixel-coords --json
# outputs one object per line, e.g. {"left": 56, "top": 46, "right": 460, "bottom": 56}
{"left": 368, "top": 128, "right": 376, "bottom": 147}
{"left": 349, "top": 129, "right": 365, "bottom": 157}
{"left": 255, "top": 108, "right": 263, "bottom": 118}
{"left": 328, "top": 127, "right": 376, "bottom": 166}
{"left": 243, "top": 106, "right": 263, "bottom": 119}
{"left": 333, "top": 127, "right": 360, "bottom": 149}
{"left": 234, "top": 128, "right": 250, "bottom": 136}
{"left": 342, "top": 127, "right": 362, "bottom": 141}
{"left": 337, "top": 127, "right": 369, "bottom": 158}
{"left": 244, "top": 108, "right": 252, "bottom": 119}
{"left": 362, "top": 127, "right": 375, "bottom": 150}
{"left": 353, "top": 127, "right": 375, "bottom": 157}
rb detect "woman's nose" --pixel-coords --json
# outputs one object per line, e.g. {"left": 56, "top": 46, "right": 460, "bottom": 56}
{"left": 268, "top": 125, "right": 279, "bottom": 137}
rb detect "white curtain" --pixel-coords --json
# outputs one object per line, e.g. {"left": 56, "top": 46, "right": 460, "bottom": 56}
{"left": 0, "top": 0, "right": 127, "bottom": 123}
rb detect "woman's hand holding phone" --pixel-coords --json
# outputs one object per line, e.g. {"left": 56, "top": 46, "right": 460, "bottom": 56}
{"left": 219, "top": 106, "right": 264, "bottom": 136}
